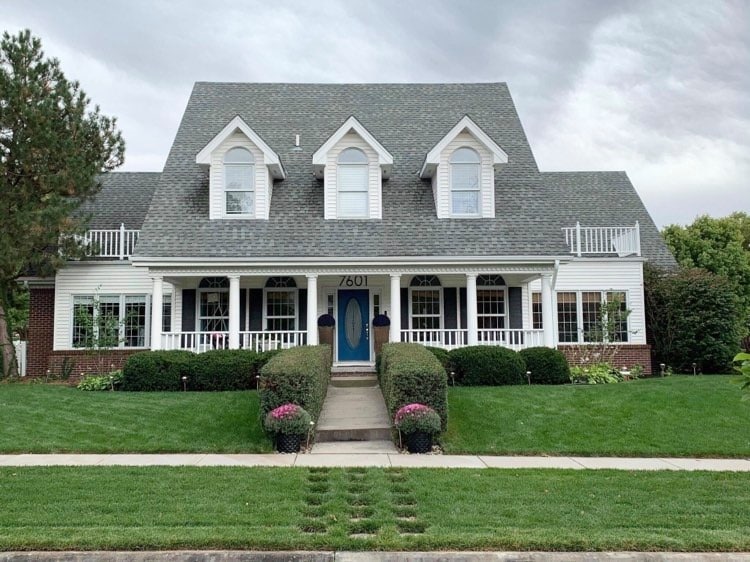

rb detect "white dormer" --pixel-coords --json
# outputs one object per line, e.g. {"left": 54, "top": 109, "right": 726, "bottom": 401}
{"left": 312, "top": 117, "right": 393, "bottom": 220}
{"left": 420, "top": 116, "right": 508, "bottom": 219}
{"left": 196, "top": 116, "right": 285, "bottom": 220}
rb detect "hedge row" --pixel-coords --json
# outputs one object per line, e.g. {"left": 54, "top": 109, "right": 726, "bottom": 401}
{"left": 379, "top": 343, "right": 448, "bottom": 430}
{"left": 425, "top": 345, "right": 570, "bottom": 386}
{"left": 259, "top": 345, "right": 332, "bottom": 423}
{"left": 121, "top": 349, "right": 280, "bottom": 391}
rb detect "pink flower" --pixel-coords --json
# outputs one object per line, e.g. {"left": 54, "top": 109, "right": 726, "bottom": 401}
{"left": 270, "top": 403, "right": 302, "bottom": 420}
{"left": 394, "top": 403, "right": 432, "bottom": 424}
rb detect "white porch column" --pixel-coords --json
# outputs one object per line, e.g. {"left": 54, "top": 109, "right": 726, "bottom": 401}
{"left": 228, "top": 275, "right": 240, "bottom": 350}
{"left": 389, "top": 274, "right": 401, "bottom": 342}
{"left": 306, "top": 274, "right": 318, "bottom": 345}
{"left": 150, "top": 275, "right": 163, "bottom": 350}
{"left": 466, "top": 273, "right": 478, "bottom": 346}
{"left": 541, "top": 272, "right": 555, "bottom": 348}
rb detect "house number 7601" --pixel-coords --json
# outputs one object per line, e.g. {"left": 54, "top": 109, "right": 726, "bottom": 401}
{"left": 339, "top": 275, "right": 368, "bottom": 287}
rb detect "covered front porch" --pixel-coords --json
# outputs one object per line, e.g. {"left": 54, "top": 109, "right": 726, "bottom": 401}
{"left": 145, "top": 262, "right": 559, "bottom": 365}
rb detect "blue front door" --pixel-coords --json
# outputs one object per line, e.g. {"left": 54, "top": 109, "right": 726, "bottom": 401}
{"left": 337, "top": 290, "right": 370, "bottom": 362}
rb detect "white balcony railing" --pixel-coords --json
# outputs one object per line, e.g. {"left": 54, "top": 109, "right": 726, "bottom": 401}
{"left": 81, "top": 224, "right": 140, "bottom": 259}
{"left": 563, "top": 222, "right": 640, "bottom": 257}
{"left": 400, "top": 329, "right": 468, "bottom": 350}
{"left": 161, "top": 331, "right": 307, "bottom": 353}
{"left": 477, "top": 329, "right": 544, "bottom": 351}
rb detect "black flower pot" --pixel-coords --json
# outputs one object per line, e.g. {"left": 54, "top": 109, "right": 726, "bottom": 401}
{"left": 406, "top": 431, "right": 432, "bottom": 454}
{"left": 276, "top": 433, "right": 303, "bottom": 453}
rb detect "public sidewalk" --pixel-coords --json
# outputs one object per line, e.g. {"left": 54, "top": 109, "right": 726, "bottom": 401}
{"left": 1, "top": 444, "right": 749, "bottom": 471}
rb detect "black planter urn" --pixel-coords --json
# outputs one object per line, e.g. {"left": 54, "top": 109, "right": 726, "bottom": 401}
{"left": 276, "top": 433, "right": 303, "bottom": 453}
{"left": 406, "top": 431, "right": 432, "bottom": 454}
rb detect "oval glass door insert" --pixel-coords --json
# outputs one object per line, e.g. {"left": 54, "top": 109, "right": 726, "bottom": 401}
{"left": 345, "top": 297, "right": 362, "bottom": 349}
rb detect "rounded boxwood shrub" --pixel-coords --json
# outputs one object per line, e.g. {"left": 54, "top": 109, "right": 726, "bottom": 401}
{"left": 424, "top": 346, "right": 451, "bottom": 372}
{"left": 448, "top": 345, "right": 525, "bottom": 386}
{"left": 519, "top": 347, "right": 570, "bottom": 385}
{"left": 189, "top": 349, "right": 276, "bottom": 391}
{"left": 121, "top": 350, "right": 194, "bottom": 391}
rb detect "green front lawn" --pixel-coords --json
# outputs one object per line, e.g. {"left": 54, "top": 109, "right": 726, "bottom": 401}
{"left": 1, "top": 466, "right": 748, "bottom": 551}
{"left": 0, "top": 385, "right": 272, "bottom": 453}
{"left": 443, "top": 375, "right": 750, "bottom": 457}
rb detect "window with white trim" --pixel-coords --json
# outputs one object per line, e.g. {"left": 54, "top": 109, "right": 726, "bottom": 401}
{"left": 476, "top": 275, "right": 507, "bottom": 332}
{"left": 409, "top": 275, "right": 442, "bottom": 331}
{"left": 557, "top": 292, "right": 578, "bottom": 343}
{"left": 607, "top": 291, "right": 629, "bottom": 342}
{"left": 72, "top": 294, "right": 149, "bottom": 348}
{"left": 198, "top": 277, "right": 229, "bottom": 332}
{"left": 556, "top": 290, "right": 630, "bottom": 344}
{"left": 224, "top": 147, "right": 254, "bottom": 216}
{"left": 162, "top": 295, "right": 172, "bottom": 333}
{"left": 450, "top": 147, "right": 480, "bottom": 216}
{"left": 531, "top": 292, "right": 543, "bottom": 330}
{"left": 337, "top": 148, "right": 369, "bottom": 218}
{"left": 264, "top": 277, "right": 297, "bottom": 331}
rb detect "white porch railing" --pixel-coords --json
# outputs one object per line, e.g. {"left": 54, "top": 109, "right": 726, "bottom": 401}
{"left": 477, "top": 329, "right": 544, "bottom": 351}
{"left": 400, "top": 329, "right": 467, "bottom": 350}
{"left": 240, "top": 331, "right": 307, "bottom": 352}
{"left": 563, "top": 222, "right": 640, "bottom": 257}
{"left": 81, "top": 224, "right": 140, "bottom": 259}
{"left": 161, "top": 331, "right": 307, "bottom": 353}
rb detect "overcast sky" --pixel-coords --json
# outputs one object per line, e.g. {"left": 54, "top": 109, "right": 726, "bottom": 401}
{"left": 2, "top": 0, "right": 748, "bottom": 226}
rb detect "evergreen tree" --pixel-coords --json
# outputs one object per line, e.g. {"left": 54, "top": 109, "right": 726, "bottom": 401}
{"left": 0, "top": 30, "right": 125, "bottom": 377}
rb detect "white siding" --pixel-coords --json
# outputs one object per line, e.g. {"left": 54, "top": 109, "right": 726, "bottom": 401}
{"left": 53, "top": 263, "right": 171, "bottom": 350}
{"left": 435, "top": 132, "right": 495, "bottom": 219}
{"left": 209, "top": 132, "right": 268, "bottom": 220}
{"left": 528, "top": 260, "right": 646, "bottom": 344}
{"left": 324, "top": 132, "right": 382, "bottom": 220}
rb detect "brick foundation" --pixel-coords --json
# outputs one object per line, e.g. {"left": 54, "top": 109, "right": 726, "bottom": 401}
{"left": 558, "top": 344, "right": 652, "bottom": 375}
{"left": 47, "top": 349, "right": 141, "bottom": 381}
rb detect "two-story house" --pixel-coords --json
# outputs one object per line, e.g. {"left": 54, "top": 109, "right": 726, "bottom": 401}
{"left": 24, "top": 82, "right": 675, "bottom": 377}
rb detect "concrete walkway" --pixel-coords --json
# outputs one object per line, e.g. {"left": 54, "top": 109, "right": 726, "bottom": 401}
{"left": 1, "top": 452, "right": 749, "bottom": 470}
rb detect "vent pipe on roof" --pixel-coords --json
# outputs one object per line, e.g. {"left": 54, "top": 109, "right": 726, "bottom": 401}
{"left": 291, "top": 134, "right": 302, "bottom": 152}
{"left": 295, "top": 134, "right": 300, "bottom": 147}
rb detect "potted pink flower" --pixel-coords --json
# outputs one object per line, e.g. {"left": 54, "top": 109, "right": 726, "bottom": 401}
{"left": 264, "top": 403, "right": 312, "bottom": 453}
{"left": 394, "top": 403, "right": 441, "bottom": 453}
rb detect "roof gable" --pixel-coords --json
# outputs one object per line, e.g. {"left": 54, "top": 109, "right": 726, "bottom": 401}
{"left": 420, "top": 115, "right": 508, "bottom": 178}
{"left": 312, "top": 116, "right": 394, "bottom": 180}
{"left": 195, "top": 115, "right": 286, "bottom": 179}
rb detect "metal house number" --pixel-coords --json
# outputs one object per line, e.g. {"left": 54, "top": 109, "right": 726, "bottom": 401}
{"left": 339, "top": 275, "right": 368, "bottom": 287}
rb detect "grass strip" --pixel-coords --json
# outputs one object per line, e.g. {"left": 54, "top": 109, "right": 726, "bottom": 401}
{"left": 0, "top": 466, "right": 748, "bottom": 551}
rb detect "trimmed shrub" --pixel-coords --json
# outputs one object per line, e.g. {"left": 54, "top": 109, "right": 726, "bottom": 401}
{"left": 121, "top": 349, "right": 279, "bottom": 391}
{"left": 189, "top": 349, "right": 278, "bottom": 391}
{"left": 519, "top": 347, "right": 570, "bottom": 385}
{"left": 448, "top": 345, "right": 525, "bottom": 386}
{"left": 121, "top": 350, "right": 193, "bottom": 391}
{"left": 259, "top": 345, "right": 332, "bottom": 422}
{"left": 424, "top": 346, "right": 451, "bottom": 372}
{"left": 379, "top": 343, "right": 447, "bottom": 429}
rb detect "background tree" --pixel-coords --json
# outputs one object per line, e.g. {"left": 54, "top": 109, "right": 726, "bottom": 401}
{"left": 662, "top": 214, "right": 750, "bottom": 333}
{"left": 0, "top": 30, "right": 125, "bottom": 378}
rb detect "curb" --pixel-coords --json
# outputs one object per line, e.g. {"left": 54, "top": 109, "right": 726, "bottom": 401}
{"left": 2, "top": 552, "right": 750, "bottom": 562}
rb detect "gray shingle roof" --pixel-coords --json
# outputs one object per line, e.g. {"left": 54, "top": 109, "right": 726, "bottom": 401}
{"left": 79, "top": 172, "right": 158, "bottom": 230}
{"left": 130, "top": 82, "right": 673, "bottom": 267}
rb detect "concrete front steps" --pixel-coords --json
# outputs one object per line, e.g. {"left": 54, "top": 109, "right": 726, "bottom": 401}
{"left": 315, "top": 374, "right": 392, "bottom": 443}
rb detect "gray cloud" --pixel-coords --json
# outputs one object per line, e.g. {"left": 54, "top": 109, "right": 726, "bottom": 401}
{"left": 1, "top": 0, "right": 748, "bottom": 226}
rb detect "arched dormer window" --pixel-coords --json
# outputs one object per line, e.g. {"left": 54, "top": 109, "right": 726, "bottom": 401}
{"left": 337, "top": 147, "right": 368, "bottom": 218}
{"left": 450, "top": 147, "right": 481, "bottom": 217}
{"left": 224, "top": 147, "right": 254, "bottom": 216}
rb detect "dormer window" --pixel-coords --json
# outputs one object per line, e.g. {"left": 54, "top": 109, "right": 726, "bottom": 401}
{"left": 337, "top": 148, "right": 369, "bottom": 218}
{"left": 420, "top": 116, "right": 508, "bottom": 219}
{"left": 450, "top": 147, "right": 481, "bottom": 216}
{"left": 224, "top": 147, "right": 254, "bottom": 216}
